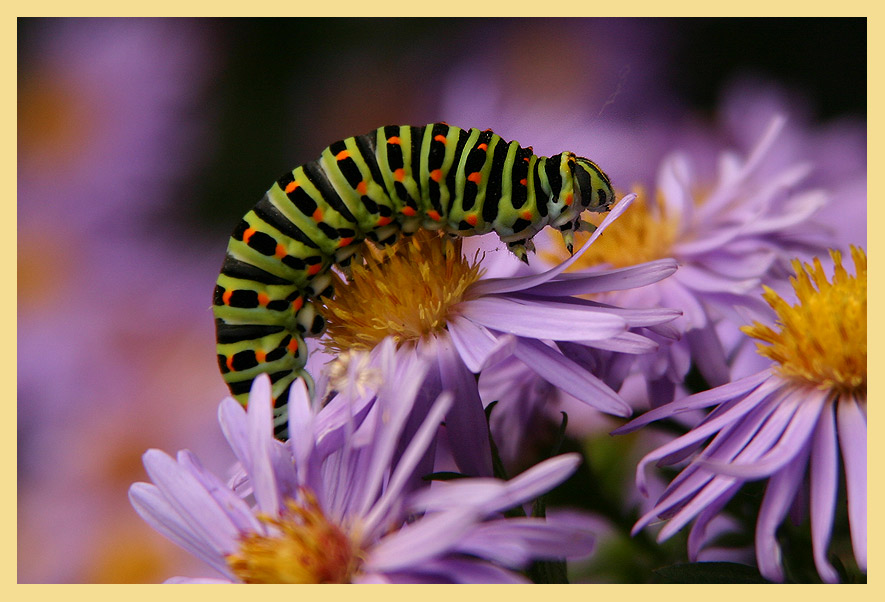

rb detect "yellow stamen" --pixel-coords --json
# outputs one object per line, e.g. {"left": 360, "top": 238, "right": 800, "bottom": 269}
{"left": 227, "top": 493, "right": 360, "bottom": 583}
{"left": 542, "top": 187, "right": 678, "bottom": 269}
{"left": 741, "top": 247, "right": 866, "bottom": 397}
{"left": 319, "top": 230, "right": 484, "bottom": 354}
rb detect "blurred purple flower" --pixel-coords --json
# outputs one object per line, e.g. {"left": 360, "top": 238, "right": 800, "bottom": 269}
{"left": 613, "top": 247, "right": 866, "bottom": 583}
{"left": 18, "top": 18, "right": 212, "bottom": 238}
{"left": 709, "top": 85, "right": 863, "bottom": 274}
{"left": 130, "top": 366, "right": 595, "bottom": 583}
{"left": 17, "top": 18, "right": 223, "bottom": 583}
{"left": 18, "top": 17, "right": 221, "bottom": 430}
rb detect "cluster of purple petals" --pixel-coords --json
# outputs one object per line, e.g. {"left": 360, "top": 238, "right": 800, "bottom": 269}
{"left": 130, "top": 352, "right": 598, "bottom": 583}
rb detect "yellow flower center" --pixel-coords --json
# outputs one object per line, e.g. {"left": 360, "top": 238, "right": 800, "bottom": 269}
{"left": 541, "top": 187, "right": 678, "bottom": 269}
{"left": 226, "top": 494, "right": 361, "bottom": 583}
{"left": 741, "top": 247, "right": 866, "bottom": 397}
{"left": 320, "top": 230, "right": 484, "bottom": 354}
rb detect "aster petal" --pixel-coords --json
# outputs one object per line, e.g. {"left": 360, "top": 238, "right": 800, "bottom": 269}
{"left": 459, "top": 296, "right": 627, "bottom": 341}
{"left": 140, "top": 449, "right": 241, "bottom": 557}
{"left": 447, "top": 315, "right": 515, "bottom": 373}
{"left": 631, "top": 381, "right": 783, "bottom": 499}
{"left": 612, "top": 370, "right": 771, "bottom": 435}
{"left": 352, "top": 572, "right": 391, "bottom": 584}
{"left": 285, "top": 378, "right": 316, "bottom": 486}
{"left": 810, "top": 400, "right": 840, "bottom": 583}
{"left": 355, "top": 348, "right": 429, "bottom": 518}
{"left": 217, "top": 397, "right": 249, "bottom": 466}
{"left": 675, "top": 263, "right": 760, "bottom": 296}
{"left": 362, "top": 507, "right": 480, "bottom": 573}
{"left": 671, "top": 227, "right": 743, "bottom": 258}
{"left": 699, "top": 388, "right": 825, "bottom": 478}
{"left": 487, "top": 453, "right": 582, "bottom": 515}
{"left": 687, "top": 480, "right": 742, "bottom": 561}
{"left": 384, "top": 392, "right": 453, "bottom": 502}
{"left": 755, "top": 440, "right": 812, "bottom": 583}
{"left": 652, "top": 396, "right": 748, "bottom": 469}
{"left": 509, "top": 294, "right": 682, "bottom": 328}
{"left": 655, "top": 393, "right": 799, "bottom": 543}
{"left": 361, "top": 391, "right": 454, "bottom": 539}
{"left": 694, "top": 241, "right": 777, "bottom": 280}
{"left": 657, "top": 151, "right": 694, "bottom": 223}
{"left": 454, "top": 517, "right": 595, "bottom": 568}
{"left": 175, "top": 450, "right": 264, "bottom": 534}
{"left": 656, "top": 475, "right": 740, "bottom": 542}
{"left": 467, "top": 193, "right": 637, "bottom": 296}
{"left": 649, "top": 393, "right": 785, "bottom": 539}
{"left": 244, "top": 374, "right": 281, "bottom": 515}
{"left": 659, "top": 275, "right": 709, "bottom": 329}
{"left": 702, "top": 115, "right": 786, "bottom": 215}
{"left": 513, "top": 337, "right": 631, "bottom": 416}
{"left": 579, "top": 330, "right": 660, "bottom": 354}
{"left": 128, "top": 482, "right": 234, "bottom": 578}
{"left": 749, "top": 160, "right": 815, "bottom": 212}
{"left": 670, "top": 385, "right": 797, "bottom": 494}
{"left": 557, "top": 301, "right": 682, "bottom": 328}
{"left": 837, "top": 395, "right": 867, "bottom": 571}
{"left": 647, "top": 320, "right": 681, "bottom": 341}
{"left": 414, "top": 558, "right": 529, "bottom": 583}
{"left": 702, "top": 290, "right": 776, "bottom": 326}
{"left": 723, "top": 162, "right": 814, "bottom": 223}
{"left": 741, "top": 189, "right": 827, "bottom": 235}
{"left": 437, "top": 341, "right": 493, "bottom": 476}
{"left": 412, "top": 454, "right": 581, "bottom": 517}
{"left": 313, "top": 386, "right": 375, "bottom": 458}
{"left": 518, "top": 258, "right": 678, "bottom": 298}
{"left": 410, "top": 479, "right": 505, "bottom": 513}
{"left": 685, "top": 324, "right": 731, "bottom": 388}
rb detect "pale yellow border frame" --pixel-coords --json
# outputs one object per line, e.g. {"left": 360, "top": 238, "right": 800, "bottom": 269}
{"left": 7, "top": 6, "right": 879, "bottom": 600}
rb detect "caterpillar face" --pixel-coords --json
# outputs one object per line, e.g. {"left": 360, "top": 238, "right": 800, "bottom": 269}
{"left": 573, "top": 156, "right": 615, "bottom": 214}
{"left": 213, "top": 123, "right": 616, "bottom": 437}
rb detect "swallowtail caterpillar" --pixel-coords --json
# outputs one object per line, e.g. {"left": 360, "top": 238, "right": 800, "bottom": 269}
{"left": 213, "top": 123, "right": 615, "bottom": 431}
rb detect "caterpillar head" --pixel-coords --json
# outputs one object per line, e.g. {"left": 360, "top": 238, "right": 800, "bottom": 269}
{"left": 557, "top": 154, "right": 616, "bottom": 254}
{"left": 571, "top": 156, "right": 615, "bottom": 214}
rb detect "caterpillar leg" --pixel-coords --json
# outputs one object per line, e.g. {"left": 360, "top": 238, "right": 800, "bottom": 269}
{"left": 558, "top": 219, "right": 598, "bottom": 254}
{"left": 506, "top": 238, "right": 536, "bottom": 264}
{"left": 560, "top": 229, "right": 575, "bottom": 255}
{"left": 334, "top": 243, "right": 364, "bottom": 276}
{"left": 366, "top": 224, "right": 402, "bottom": 247}
{"left": 294, "top": 299, "right": 327, "bottom": 337}
{"left": 576, "top": 219, "right": 598, "bottom": 233}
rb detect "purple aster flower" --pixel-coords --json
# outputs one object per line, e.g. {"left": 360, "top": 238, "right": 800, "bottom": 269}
{"left": 716, "top": 75, "right": 866, "bottom": 256}
{"left": 613, "top": 247, "right": 866, "bottom": 583}
{"left": 316, "top": 194, "right": 679, "bottom": 476}
{"left": 534, "top": 116, "right": 834, "bottom": 407}
{"left": 129, "top": 361, "right": 596, "bottom": 583}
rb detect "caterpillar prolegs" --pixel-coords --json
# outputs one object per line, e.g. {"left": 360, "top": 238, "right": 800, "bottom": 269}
{"left": 213, "top": 123, "right": 615, "bottom": 429}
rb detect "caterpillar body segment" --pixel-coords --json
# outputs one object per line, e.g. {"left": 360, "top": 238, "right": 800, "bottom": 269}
{"left": 213, "top": 123, "right": 615, "bottom": 423}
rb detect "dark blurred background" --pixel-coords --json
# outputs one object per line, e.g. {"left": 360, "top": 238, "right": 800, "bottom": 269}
{"left": 17, "top": 17, "right": 865, "bottom": 583}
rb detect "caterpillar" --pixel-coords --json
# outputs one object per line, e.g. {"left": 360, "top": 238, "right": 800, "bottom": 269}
{"left": 213, "top": 123, "right": 615, "bottom": 429}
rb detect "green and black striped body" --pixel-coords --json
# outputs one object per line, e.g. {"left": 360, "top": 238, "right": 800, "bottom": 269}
{"left": 213, "top": 123, "right": 615, "bottom": 426}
